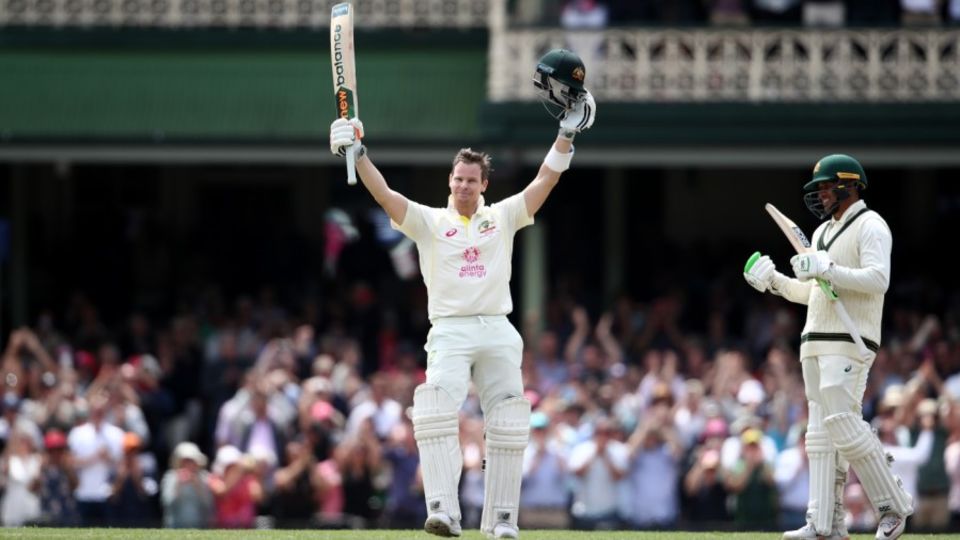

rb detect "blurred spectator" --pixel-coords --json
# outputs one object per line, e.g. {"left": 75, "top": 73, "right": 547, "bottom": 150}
{"left": 683, "top": 446, "right": 730, "bottom": 527}
{"left": 949, "top": 0, "right": 960, "bottom": 23}
{"left": 337, "top": 426, "right": 383, "bottom": 527}
{"left": 876, "top": 398, "right": 935, "bottom": 505}
{"left": 520, "top": 412, "right": 570, "bottom": 529}
{"left": 271, "top": 437, "right": 318, "bottom": 528}
{"left": 36, "top": 429, "right": 80, "bottom": 526}
{"left": 561, "top": 0, "right": 609, "bottom": 27}
{"left": 460, "top": 417, "right": 485, "bottom": 529}
{"left": 773, "top": 428, "right": 809, "bottom": 531}
{"left": 802, "top": 0, "right": 845, "bottom": 26}
{"left": 209, "top": 445, "right": 263, "bottom": 528}
{"left": 381, "top": 420, "right": 424, "bottom": 529}
{"left": 621, "top": 396, "right": 683, "bottom": 529}
{"left": 721, "top": 414, "right": 777, "bottom": 470}
{"left": 567, "top": 417, "right": 627, "bottom": 529}
{"left": 161, "top": 441, "right": 213, "bottom": 529}
{"left": 108, "top": 432, "right": 157, "bottom": 526}
{"left": 844, "top": 482, "right": 877, "bottom": 532}
{"left": 705, "top": 0, "right": 751, "bottom": 25}
{"left": 750, "top": 0, "right": 802, "bottom": 23}
{"left": 68, "top": 393, "right": 124, "bottom": 526}
{"left": 236, "top": 384, "right": 286, "bottom": 473}
{"left": 0, "top": 428, "right": 42, "bottom": 526}
{"left": 725, "top": 428, "right": 778, "bottom": 530}
{"left": 901, "top": 0, "right": 943, "bottom": 24}
{"left": 345, "top": 372, "right": 402, "bottom": 441}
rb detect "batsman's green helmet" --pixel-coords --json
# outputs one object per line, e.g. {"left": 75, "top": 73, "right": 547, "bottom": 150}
{"left": 804, "top": 154, "right": 867, "bottom": 191}
{"left": 536, "top": 48, "right": 586, "bottom": 93}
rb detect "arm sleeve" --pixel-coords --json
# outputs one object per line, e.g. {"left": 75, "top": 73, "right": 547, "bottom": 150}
{"left": 826, "top": 217, "right": 891, "bottom": 294}
{"left": 391, "top": 201, "right": 432, "bottom": 243}
{"left": 770, "top": 271, "right": 814, "bottom": 305}
{"left": 495, "top": 193, "right": 535, "bottom": 233}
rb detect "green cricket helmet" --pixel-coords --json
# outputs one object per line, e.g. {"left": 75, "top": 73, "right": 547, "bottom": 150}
{"left": 533, "top": 48, "right": 587, "bottom": 118}
{"left": 803, "top": 154, "right": 868, "bottom": 220}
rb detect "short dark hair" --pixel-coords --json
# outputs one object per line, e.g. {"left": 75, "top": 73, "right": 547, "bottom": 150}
{"left": 452, "top": 148, "right": 492, "bottom": 180}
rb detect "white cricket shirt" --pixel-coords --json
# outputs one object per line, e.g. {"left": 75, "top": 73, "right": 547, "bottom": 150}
{"left": 393, "top": 193, "right": 533, "bottom": 320}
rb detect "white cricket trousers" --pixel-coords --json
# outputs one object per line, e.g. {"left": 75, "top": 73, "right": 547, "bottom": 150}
{"left": 802, "top": 354, "right": 874, "bottom": 417}
{"left": 424, "top": 315, "right": 524, "bottom": 414}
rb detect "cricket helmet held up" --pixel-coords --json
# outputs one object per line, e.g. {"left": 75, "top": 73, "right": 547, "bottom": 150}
{"left": 534, "top": 48, "right": 587, "bottom": 115}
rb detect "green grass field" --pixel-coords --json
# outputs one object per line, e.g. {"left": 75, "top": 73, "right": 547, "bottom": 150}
{"left": 3, "top": 531, "right": 960, "bottom": 540}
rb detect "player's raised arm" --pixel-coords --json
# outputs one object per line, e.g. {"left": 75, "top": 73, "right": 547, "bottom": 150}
{"left": 330, "top": 118, "right": 409, "bottom": 224}
{"left": 523, "top": 49, "right": 596, "bottom": 218}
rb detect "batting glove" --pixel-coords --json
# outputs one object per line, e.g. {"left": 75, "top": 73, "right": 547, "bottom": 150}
{"left": 791, "top": 250, "right": 833, "bottom": 281}
{"left": 744, "top": 252, "right": 776, "bottom": 293}
{"left": 330, "top": 118, "right": 364, "bottom": 157}
{"left": 559, "top": 90, "right": 596, "bottom": 133}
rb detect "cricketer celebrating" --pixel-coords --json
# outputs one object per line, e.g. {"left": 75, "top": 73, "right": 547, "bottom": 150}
{"left": 744, "top": 154, "right": 912, "bottom": 540}
{"left": 329, "top": 49, "right": 596, "bottom": 539}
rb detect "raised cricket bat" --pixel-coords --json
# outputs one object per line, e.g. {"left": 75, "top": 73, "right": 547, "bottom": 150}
{"left": 331, "top": 2, "right": 360, "bottom": 185}
{"left": 764, "top": 203, "right": 871, "bottom": 361}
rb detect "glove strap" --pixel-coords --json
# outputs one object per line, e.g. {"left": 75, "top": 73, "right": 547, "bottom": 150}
{"left": 558, "top": 127, "right": 576, "bottom": 141}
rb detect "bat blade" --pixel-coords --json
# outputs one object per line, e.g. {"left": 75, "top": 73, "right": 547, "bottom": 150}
{"left": 765, "top": 203, "right": 812, "bottom": 253}
{"left": 331, "top": 2, "right": 360, "bottom": 185}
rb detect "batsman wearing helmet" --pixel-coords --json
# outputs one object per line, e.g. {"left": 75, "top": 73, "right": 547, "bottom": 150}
{"left": 329, "top": 48, "right": 596, "bottom": 539}
{"left": 744, "top": 155, "right": 911, "bottom": 540}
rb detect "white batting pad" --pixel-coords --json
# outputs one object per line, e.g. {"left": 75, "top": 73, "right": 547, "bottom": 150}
{"left": 824, "top": 412, "right": 913, "bottom": 517}
{"left": 805, "top": 427, "right": 835, "bottom": 534}
{"left": 413, "top": 384, "right": 463, "bottom": 521}
{"left": 480, "top": 396, "right": 531, "bottom": 535}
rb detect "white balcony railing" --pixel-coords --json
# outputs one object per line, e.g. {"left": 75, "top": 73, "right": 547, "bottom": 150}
{"left": 488, "top": 28, "right": 960, "bottom": 103}
{"left": 0, "top": 0, "right": 489, "bottom": 28}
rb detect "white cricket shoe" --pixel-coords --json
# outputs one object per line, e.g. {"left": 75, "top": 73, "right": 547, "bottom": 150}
{"left": 781, "top": 523, "right": 849, "bottom": 540}
{"left": 491, "top": 522, "right": 519, "bottom": 539}
{"left": 424, "top": 513, "right": 462, "bottom": 537}
{"left": 875, "top": 513, "right": 906, "bottom": 540}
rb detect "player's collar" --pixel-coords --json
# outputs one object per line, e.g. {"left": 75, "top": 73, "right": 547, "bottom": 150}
{"left": 832, "top": 199, "right": 866, "bottom": 225}
{"left": 446, "top": 195, "right": 487, "bottom": 217}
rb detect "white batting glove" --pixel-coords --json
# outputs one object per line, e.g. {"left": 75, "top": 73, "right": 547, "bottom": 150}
{"left": 744, "top": 253, "right": 776, "bottom": 293}
{"left": 559, "top": 90, "right": 596, "bottom": 133}
{"left": 791, "top": 251, "right": 833, "bottom": 281}
{"left": 330, "top": 118, "right": 364, "bottom": 157}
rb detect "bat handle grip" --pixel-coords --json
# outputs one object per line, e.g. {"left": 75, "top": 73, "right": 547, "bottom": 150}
{"left": 345, "top": 141, "right": 359, "bottom": 185}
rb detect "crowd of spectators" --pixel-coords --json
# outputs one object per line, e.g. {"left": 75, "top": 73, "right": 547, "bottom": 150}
{"left": 511, "top": 0, "right": 960, "bottom": 27}
{"left": 0, "top": 271, "right": 958, "bottom": 532}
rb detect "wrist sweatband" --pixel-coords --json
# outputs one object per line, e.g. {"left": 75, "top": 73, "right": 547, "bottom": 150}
{"left": 543, "top": 145, "right": 574, "bottom": 173}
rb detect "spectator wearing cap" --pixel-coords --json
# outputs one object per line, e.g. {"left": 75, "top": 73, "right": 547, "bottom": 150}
{"left": 161, "top": 441, "right": 213, "bottom": 528}
{"left": 725, "top": 428, "right": 777, "bottom": 530}
{"left": 773, "top": 427, "right": 810, "bottom": 531}
{"left": 107, "top": 432, "right": 157, "bottom": 526}
{"left": 209, "top": 445, "right": 263, "bottom": 528}
{"left": 0, "top": 427, "right": 42, "bottom": 526}
{"left": 567, "top": 417, "right": 628, "bottom": 530}
{"left": 35, "top": 429, "right": 80, "bottom": 526}
{"left": 520, "top": 411, "right": 570, "bottom": 529}
{"left": 721, "top": 414, "right": 777, "bottom": 470}
{"left": 68, "top": 393, "right": 124, "bottom": 526}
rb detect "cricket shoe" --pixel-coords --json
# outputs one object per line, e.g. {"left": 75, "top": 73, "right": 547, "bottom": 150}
{"left": 781, "top": 523, "right": 849, "bottom": 540}
{"left": 875, "top": 513, "right": 906, "bottom": 540}
{"left": 424, "top": 512, "right": 462, "bottom": 537}
{"left": 488, "top": 522, "right": 519, "bottom": 539}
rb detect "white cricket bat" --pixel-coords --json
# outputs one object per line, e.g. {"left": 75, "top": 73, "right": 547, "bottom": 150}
{"left": 765, "top": 203, "right": 871, "bottom": 361}
{"left": 330, "top": 2, "right": 360, "bottom": 186}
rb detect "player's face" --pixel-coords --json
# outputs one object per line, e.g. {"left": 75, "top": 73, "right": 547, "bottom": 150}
{"left": 449, "top": 162, "right": 487, "bottom": 205}
{"left": 815, "top": 181, "right": 840, "bottom": 208}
